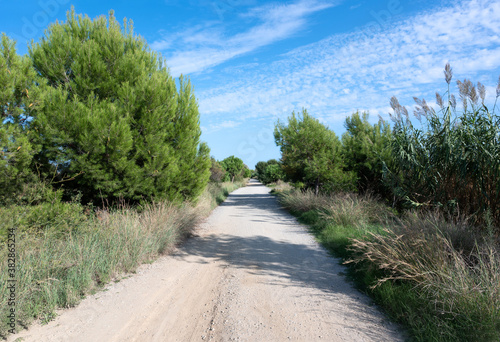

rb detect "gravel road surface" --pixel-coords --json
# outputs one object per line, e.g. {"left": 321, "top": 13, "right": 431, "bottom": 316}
{"left": 9, "top": 179, "right": 404, "bottom": 342}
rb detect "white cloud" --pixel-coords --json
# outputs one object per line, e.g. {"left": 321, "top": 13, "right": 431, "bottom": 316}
{"left": 204, "top": 120, "right": 241, "bottom": 133}
{"left": 152, "top": 0, "right": 338, "bottom": 76}
{"left": 198, "top": 0, "right": 500, "bottom": 133}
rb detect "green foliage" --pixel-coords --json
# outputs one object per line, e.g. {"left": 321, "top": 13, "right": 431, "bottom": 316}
{"left": 243, "top": 166, "right": 252, "bottom": 178}
{"left": 255, "top": 159, "right": 284, "bottom": 184}
{"left": 341, "top": 111, "right": 393, "bottom": 197}
{"left": 0, "top": 198, "right": 88, "bottom": 241}
{"left": 0, "top": 34, "right": 43, "bottom": 204}
{"left": 209, "top": 157, "right": 226, "bottom": 183}
{"left": 220, "top": 155, "right": 245, "bottom": 182}
{"left": 385, "top": 64, "right": 500, "bottom": 228}
{"left": 262, "top": 163, "right": 284, "bottom": 184}
{"left": 27, "top": 9, "right": 209, "bottom": 203}
{"left": 255, "top": 161, "right": 268, "bottom": 177}
{"left": 274, "top": 109, "right": 356, "bottom": 194}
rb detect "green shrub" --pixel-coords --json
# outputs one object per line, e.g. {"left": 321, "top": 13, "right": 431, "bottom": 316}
{"left": 341, "top": 111, "right": 393, "bottom": 198}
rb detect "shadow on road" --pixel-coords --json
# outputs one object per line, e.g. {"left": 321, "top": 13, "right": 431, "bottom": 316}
{"left": 171, "top": 180, "right": 400, "bottom": 341}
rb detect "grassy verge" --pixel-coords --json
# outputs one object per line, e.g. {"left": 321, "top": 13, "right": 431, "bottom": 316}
{"left": 0, "top": 180, "right": 246, "bottom": 338}
{"left": 276, "top": 188, "right": 500, "bottom": 342}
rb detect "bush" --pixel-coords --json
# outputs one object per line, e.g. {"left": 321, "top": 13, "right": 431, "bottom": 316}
{"left": 209, "top": 157, "right": 226, "bottom": 183}
{"left": 341, "top": 111, "right": 393, "bottom": 197}
{"left": 261, "top": 164, "right": 284, "bottom": 184}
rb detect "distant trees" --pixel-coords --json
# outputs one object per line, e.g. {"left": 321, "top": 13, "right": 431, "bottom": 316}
{"left": 262, "top": 164, "right": 285, "bottom": 184}
{"left": 220, "top": 155, "right": 249, "bottom": 182}
{"left": 209, "top": 156, "right": 251, "bottom": 183}
{"left": 0, "top": 10, "right": 211, "bottom": 204}
{"left": 254, "top": 159, "right": 284, "bottom": 184}
{"left": 274, "top": 109, "right": 355, "bottom": 194}
{"left": 209, "top": 158, "right": 226, "bottom": 183}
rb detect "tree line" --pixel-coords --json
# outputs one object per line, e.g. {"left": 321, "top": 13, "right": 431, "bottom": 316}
{"left": 257, "top": 64, "right": 500, "bottom": 228}
{"left": 209, "top": 155, "right": 251, "bottom": 183}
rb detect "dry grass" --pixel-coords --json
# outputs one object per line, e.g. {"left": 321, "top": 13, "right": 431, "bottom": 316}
{"left": 320, "top": 192, "right": 394, "bottom": 229}
{"left": 0, "top": 181, "right": 243, "bottom": 338}
{"left": 278, "top": 188, "right": 500, "bottom": 341}
{"left": 348, "top": 211, "right": 500, "bottom": 341}
{"left": 278, "top": 189, "right": 331, "bottom": 213}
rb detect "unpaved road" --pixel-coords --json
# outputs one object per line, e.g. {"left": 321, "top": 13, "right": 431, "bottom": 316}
{"left": 9, "top": 180, "right": 404, "bottom": 342}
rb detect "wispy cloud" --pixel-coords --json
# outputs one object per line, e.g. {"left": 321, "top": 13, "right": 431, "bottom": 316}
{"left": 198, "top": 0, "right": 500, "bottom": 131}
{"left": 152, "top": 0, "right": 338, "bottom": 76}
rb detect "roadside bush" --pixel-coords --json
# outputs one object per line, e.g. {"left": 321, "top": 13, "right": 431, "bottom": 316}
{"left": 341, "top": 111, "right": 393, "bottom": 198}
{"left": 278, "top": 189, "right": 331, "bottom": 213}
{"left": 260, "top": 164, "right": 284, "bottom": 184}
{"left": 209, "top": 157, "right": 226, "bottom": 183}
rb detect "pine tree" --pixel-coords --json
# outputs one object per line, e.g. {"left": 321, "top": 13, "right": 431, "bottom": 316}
{"left": 341, "top": 111, "right": 393, "bottom": 196}
{"left": 0, "top": 34, "right": 41, "bottom": 204}
{"left": 220, "top": 156, "right": 244, "bottom": 182}
{"left": 28, "top": 9, "right": 210, "bottom": 203}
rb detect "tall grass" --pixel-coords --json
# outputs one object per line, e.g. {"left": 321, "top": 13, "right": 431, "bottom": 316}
{"left": 386, "top": 64, "right": 500, "bottom": 230}
{"left": 277, "top": 188, "right": 500, "bottom": 341}
{"left": 0, "top": 181, "right": 244, "bottom": 338}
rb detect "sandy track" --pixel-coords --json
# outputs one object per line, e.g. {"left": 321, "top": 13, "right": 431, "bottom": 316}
{"left": 9, "top": 180, "right": 404, "bottom": 342}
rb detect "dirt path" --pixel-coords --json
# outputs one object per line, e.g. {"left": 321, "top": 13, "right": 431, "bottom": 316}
{"left": 9, "top": 180, "right": 404, "bottom": 342}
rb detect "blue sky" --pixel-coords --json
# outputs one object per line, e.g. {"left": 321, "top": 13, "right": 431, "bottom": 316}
{"left": 2, "top": 0, "right": 500, "bottom": 168}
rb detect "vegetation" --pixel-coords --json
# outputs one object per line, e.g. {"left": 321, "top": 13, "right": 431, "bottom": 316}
{"left": 0, "top": 34, "right": 43, "bottom": 205}
{"left": 219, "top": 155, "right": 250, "bottom": 182}
{"left": 254, "top": 159, "right": 284, "bottom": 184}
{"left": 272, "top": 65, "right": 500, "bottom": 341}
{"left": 386, "top": 64, "right": 500, "bottom": 229}
{"left": 2, "top": 7, "right": 499, "bottom": 340}
{"left": 277, "top": 189, "right": 500, "bottom": 342}
{"left": 341, "top": 111, "right": 393, "bottom": 198}
{"left": 0, "top": 9, "right": 248, "bottom": 338}
{"left": 274, "top": 109, "right": 356, "bottom": 194}
{"left": 0, "top": 181, "right": 244, "bottom": 338}
{"left": 1, "top": 9, "right": 211, "bottom": 205}
{"left": 209, "top": 157, "right": 226, "bottom": 183}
